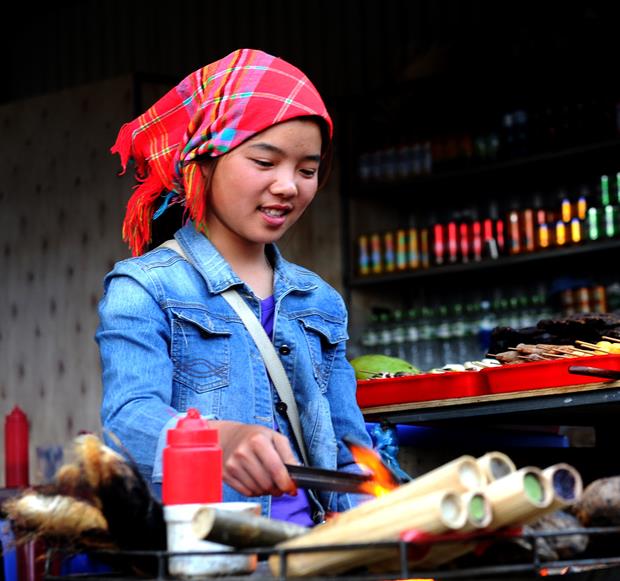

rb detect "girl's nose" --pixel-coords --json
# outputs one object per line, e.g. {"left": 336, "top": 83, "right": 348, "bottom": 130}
{"left": 270, "top": 170, "right": 298, "bottom": 197}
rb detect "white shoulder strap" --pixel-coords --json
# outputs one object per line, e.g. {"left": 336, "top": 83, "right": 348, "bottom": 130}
{"left": 220, "top": 289, "right": 309, "bottom": 466}
{"left": 159, "top": 239, "right": 309, "bottom": 466}
{"left": 159, "top": 238, "right": 185, "bottom": 257}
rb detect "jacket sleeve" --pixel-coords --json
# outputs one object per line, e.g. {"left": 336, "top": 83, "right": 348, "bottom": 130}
{"left": 323, "top": 293, "right": 375, "bottom": 513}
{"left": 96, "top": 261, "right": 178, "bottom": 490}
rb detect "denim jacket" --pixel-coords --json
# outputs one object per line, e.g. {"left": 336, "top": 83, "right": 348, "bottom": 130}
{"left": 96, "top": 223, "right": 372, "bottom": 519}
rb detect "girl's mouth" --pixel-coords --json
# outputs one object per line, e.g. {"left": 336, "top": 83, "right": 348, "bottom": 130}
{"left": 259, "top": 205, "right": 291, "bottom": 226}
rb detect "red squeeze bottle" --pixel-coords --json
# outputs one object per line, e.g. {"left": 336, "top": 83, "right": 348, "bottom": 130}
{"left": 5, "top": 406, "right": 30, "bottom": 487}
{"left": 162, "top": 408, "right": 222, "bottom": 505}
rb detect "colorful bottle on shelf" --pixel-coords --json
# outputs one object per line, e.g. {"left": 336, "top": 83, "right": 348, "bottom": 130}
{"left": 508, "top": 209, "right": 521, "bottom": 254}
{"left": 601, "top": 174, "right": 611, "bottom": 206}
{"left": 433, "top": 223, "right": 445, "bottom": 265}
{"left": 408, "top": 226, "right": 420, "bottom": 269}
{"left": 358, "top": 235, "right": 370, "bottom": 275}
{"left": 447, "top": 221, "right": 458, "bottom": 263}
{"left": 419, "top": 228, "right": 430, "bottom": 268}
{"left": 604, "top": 205, "right": 617, "bottom": 238}
{"left": 396, "top": 229, "right": 408, "bottom": 271}
{"left": 555, "top": 220, "right": 567, "bottom": 246}
{"left": 383, "top": 232, "right": 395, "bottom": 272}
{"left": 472, "top": 220, "right": 483, "bottom": 261}
{"left": 370, "top": 233, "right": 383, "bottom": 274}
{"left": 459, "top": 221, "right": 470, "bottom": 262}
{"left": 522, "top": 207, "right": 535, "bottom": 252}
{"left": 577, "top": 192, "right": 588, "bottom": 220}
{"left": 587, "top": 207, "right": 600, "bottom": 241}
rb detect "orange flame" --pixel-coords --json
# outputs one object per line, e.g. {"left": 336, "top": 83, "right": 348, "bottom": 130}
{"left": 539, "top": 567, "right": 570, "bottom": 576}
{"left": 348, "top": 441, "right": 400, "bottom": 496}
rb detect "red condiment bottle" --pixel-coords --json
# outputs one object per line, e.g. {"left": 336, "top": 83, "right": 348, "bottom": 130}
{"left": 5, "top": 406, "right": 30, "bottom": 487}
{"left": 162, "top": 408, "right": 222, "bottom": 505}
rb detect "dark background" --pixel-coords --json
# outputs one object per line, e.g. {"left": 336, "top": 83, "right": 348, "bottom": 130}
{"left": 5, "top": 1, "right": 620, "bottom": 107}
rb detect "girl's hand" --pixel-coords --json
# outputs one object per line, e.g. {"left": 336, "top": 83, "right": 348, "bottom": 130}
{"left": 212, "top": 420, "right": 298, "bottom": 497}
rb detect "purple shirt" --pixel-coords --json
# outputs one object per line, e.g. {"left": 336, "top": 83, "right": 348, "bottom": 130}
{"left": 260, "top": 296, "right": 314, "bottom": 527}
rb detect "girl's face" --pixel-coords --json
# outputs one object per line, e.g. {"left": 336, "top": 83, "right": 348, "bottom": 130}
{"left": 203, "top": 119, "right": 323, "bottom": 250}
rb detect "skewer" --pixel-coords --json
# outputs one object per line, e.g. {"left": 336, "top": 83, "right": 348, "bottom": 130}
{"left": 602, "top": 336, "right": 620, "bottom": 343}
{"left": 576, "top": 340, "right": 609, "bottom": 353}
{"left": 568, "top": 347, "right": 601, "bottom": 356}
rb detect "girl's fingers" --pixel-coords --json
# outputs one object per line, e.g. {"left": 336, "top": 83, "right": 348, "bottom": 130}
{"left": 215, "top": 421, "right": 299, "bottom": 496}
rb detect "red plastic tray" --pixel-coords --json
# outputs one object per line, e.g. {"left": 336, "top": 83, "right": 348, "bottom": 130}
{"left": 481, "top": 354, "right": 620, "bottom": 394}
{"left": 356, "top": 370, "right": 488, "bottom": 408}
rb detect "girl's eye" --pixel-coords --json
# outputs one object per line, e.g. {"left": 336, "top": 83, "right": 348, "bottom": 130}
{"left": 300, "top": 168, "right": 318, "bottom": 178}
{"left": 252, "top": 159, "right": 273, "bottom": 168}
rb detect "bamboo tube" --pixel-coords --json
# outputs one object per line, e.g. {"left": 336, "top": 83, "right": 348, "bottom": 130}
{"left": 192, "top": 506, "right": 308, "bottom": 547}
{"left": 541, "top": 463, "right": 583, "bottom": 512}
{"left": 484, "top": 466, "right": 553, "bottom": 529}
{"left": 268, "top": 489, "right": 467, "bottom": 577}
{"left": 369, "top": 489, "right": 494, "bottom": 573}
{"left": 305, "top": 455, "right": 483, "bottom": 533}
{"left": 407, "top": 490, "right": 493, "bottom": 570}
{"left": 405, "top": 467, "right": 552, "bottom": 571}
{"left": 476, "top": 451, "right": 516, "bottom": 484}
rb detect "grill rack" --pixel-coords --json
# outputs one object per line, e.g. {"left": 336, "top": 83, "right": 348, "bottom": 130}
{"left": 42, "top": 526, "right": 620, "bottom": 581}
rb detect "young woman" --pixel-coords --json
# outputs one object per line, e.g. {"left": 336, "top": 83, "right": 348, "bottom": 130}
{"left": 96, "top": 48, "right": 372, "bottom": 526}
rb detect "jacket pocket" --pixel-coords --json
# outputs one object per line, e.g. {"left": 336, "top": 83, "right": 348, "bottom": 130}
{"left": 171, "top": 309, "right": 231, "bottom": 393}
{"left": 298, "top": 313, "right": 347, "bottom": 391}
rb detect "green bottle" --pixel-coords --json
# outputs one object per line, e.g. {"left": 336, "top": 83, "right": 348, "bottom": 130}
{"left": 604, "top": 205, "right": 617, "bottom": 238}
{"left": 601, "top": 175, "right": 611, "bottom": 206}
{"left": 587, "top": 207, "right": 600, "bottom": 240}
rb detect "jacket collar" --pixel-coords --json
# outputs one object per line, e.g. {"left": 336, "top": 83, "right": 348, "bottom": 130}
{"left": 174, "top": 222, "right": 317, "bottom": 297}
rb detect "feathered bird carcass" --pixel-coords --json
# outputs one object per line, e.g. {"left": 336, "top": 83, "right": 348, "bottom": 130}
{"left": 3, "top": 433, "right": 166, "bottom": 575}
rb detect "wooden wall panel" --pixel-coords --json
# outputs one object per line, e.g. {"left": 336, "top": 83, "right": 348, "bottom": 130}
{"left": 0, "top": 77, "right": 134, "bottom": 484}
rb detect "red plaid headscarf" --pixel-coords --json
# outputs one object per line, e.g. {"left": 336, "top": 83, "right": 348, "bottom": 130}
{"left": 111, "top": 48, "right": 333, "bottom": 256}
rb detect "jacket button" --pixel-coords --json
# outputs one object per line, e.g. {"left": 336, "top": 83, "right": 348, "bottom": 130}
{"left": 279, "top": 344, "right": 291, "bottom": 355}
{"left": 276, "top": 402, "right": 288, "bottom": 414}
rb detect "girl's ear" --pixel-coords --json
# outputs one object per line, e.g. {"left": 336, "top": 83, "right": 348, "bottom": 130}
{"left": 198, "top": 159, "right": 215, "bottom": 181}
{"left": 195, "top": 157, "right": 218, "bottom": 195}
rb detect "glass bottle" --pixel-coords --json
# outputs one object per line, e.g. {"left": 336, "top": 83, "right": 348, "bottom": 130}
{"left": 477, "top": 300, "right": 498, "bottom": 357}
{"left": 404, "top": 308, "right": 420, "bottom": 367}
{"left": 390, "top": 309, "right": 408, "bottom": 361}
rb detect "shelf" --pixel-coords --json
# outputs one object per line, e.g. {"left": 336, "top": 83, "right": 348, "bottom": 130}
{"left": 353, "top": 137, "right": 620, "bottom": 199}
{"left": 361, "top": 381, "right": 620, "bottom": 426}
{"left": 348, "top": 237, "right": 620, "bottom": 287}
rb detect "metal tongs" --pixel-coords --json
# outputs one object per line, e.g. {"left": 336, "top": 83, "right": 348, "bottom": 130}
{"left": 285, "top": 464, "right": 372, "bottom": 493}
{"left": 568, "top": 365, "right": 620, "bottom": 381}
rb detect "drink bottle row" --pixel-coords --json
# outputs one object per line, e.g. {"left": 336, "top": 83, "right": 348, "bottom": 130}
{"left": 358, "top": 282, "right": 618, "bottom": 372}
{"left": 356, "top": 173, "right": 620, "bottom": 276}
{"left": 357, "top": 99, "right": 620, "bottom": 183}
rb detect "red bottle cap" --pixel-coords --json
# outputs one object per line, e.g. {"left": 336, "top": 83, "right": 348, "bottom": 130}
{"left": 167, "top": 408, "right": 219, "bottom": 446}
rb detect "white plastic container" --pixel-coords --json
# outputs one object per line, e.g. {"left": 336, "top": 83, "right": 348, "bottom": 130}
{"left": 164, "top": 502, "right": 261, "bottom": 577}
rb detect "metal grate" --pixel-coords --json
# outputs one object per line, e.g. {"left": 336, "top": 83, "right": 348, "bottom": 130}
{"left": 42, "top": 526, "right": 620, "bottom": 581}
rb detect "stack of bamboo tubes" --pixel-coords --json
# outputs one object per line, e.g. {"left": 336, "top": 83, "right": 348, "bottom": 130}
{"left": 268, "top": 452, "right": 583, "bottom": 577}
